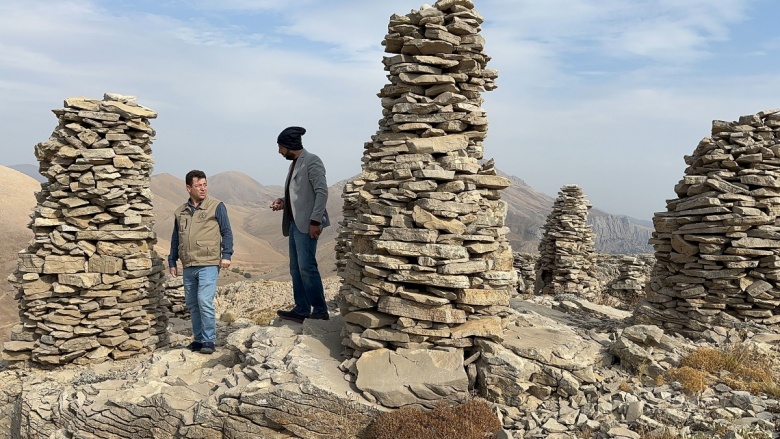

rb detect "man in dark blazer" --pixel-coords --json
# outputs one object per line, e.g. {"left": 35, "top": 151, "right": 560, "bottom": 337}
{"left": 270, "top": 126, "right": 330, "bottom": 323}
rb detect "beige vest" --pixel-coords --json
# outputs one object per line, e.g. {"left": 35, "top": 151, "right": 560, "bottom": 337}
{"left": 175, "top": 196, "right": 222, "bottom": 268}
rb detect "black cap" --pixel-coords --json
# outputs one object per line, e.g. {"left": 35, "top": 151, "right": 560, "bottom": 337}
{"left": 277, "top": 126, "right": 306, "bottom": 150}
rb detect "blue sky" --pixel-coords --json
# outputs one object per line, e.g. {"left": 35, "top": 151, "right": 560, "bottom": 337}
{"left": 1, "top": 0, "right": 778, "bottom": 221}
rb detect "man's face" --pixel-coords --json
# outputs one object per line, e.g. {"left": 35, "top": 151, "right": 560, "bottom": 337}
{"left": 278, "top": 145, "right": 296, "bottom": 160}
{"left": 187, "top": 177, "right": 208, "bottom": 203}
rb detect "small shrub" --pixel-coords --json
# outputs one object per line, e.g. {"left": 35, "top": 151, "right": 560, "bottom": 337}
{"left": 668, "top": 366, "right": 707, "bottom": 394}
{"left": 220, "top": 310, "right": 238, "bottom": 324}
{"left": 231, "top": 267, "right": 240, "bottom": 273}
{"left": 681, "top": 347, "right": 723, "bottom": 373}
{"left": 671, "top": 343, "right": 780, "bottom": 398}
{"left": 249, "top": 308, "right": 278, "bottom": 326}
{"left": 243, "top": 272, "right": 252, "bottom": 279}
{"left": 362, "top": 399, "right": 501, "bottom": 439}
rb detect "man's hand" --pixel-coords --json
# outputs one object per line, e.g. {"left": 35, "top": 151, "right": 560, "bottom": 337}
{"left": 220, "top": 259, "right": 231, "bottom": 270}
{"left": 270, "top": 198, "right": 284, "bottom": 211}
{"left": 309, "top": 224, "right": 322, "bottom": 239}
{"left": 169, "top": 267, "right": 178, "bottom": 277}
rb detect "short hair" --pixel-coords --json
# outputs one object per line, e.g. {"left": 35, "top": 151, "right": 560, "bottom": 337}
{"left": 185, "top": 170, "right": 207, "bottom": 186}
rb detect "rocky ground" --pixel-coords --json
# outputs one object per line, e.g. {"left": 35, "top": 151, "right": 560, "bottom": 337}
{"left": 2, "top": 277, "right": 780, "bottom": 438}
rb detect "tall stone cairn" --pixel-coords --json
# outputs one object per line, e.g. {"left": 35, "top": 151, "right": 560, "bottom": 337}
{"left": 336, "top": 0, "right": 516, "bottom": 362}
{"left": 635, "top": 109, "right": 780, "bottom": 337}
{"left": 2, "top": 93, "right": 167, "bottom": 365}
{"left": 534, "top": 184, "right": 599, "bottom": 298}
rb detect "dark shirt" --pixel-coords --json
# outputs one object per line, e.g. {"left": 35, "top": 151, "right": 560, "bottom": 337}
{"left": 284, "top": 158, "right": 296, "bottom": 224}
{"left": 168, "top": 200, "right": 233, "bottom": 268}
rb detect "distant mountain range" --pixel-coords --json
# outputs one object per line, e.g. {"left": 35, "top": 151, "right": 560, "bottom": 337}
{"left": 6, "top": 164, "right": 654, "bottom": 258}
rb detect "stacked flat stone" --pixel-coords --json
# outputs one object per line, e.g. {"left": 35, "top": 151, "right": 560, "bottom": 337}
{"left": 512, "top": 252, "right": 538, "bottom": 296}
{"left": 335, "top": 174, "right": 366, "bottom": 278}
{"left": 604, "top": 256, "right": 649, "bottom": 305}
{"left": 534, "top": 185, "right": 599, "bottom": 298}
{"left": 636, "top": 109, "right": 780, "bottom": 336}
{"left": 336, "top": 0, "right": 515, "bottom": 360}
{"left": 2, "top": 93, "right": 167, "bottom": 365}
{"left": 162, "top": 276, "right": 188, "bottom": 318}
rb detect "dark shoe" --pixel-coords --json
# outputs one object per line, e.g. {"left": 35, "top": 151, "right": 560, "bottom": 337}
{"left": 186, "top": 341, "right": 203, "bottom": 351}
{"left": 277, "top": 309, "right": 306, "bottom": 323}
{"left": 309, "top": 312, "right": 330, "bottom": 320}
{"left": 199, "top": 342, "right": 215, "bottom": 354}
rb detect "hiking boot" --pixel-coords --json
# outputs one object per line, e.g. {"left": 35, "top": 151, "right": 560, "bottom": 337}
{"left": 309, "top": 312, "right": 330, "bottom": 320}
{"left": 199, "top": 342, "right": 215, "bottom": 354}
{"left": 277, "top": 309, "right": 306, "bottom": 323}
{"left": 186, "top": 341, "right": 203, "bottom": 351}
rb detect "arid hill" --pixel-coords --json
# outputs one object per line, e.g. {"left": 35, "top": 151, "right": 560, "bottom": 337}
{"left": 0, "top": 166, "right": 39, "bottom": 341}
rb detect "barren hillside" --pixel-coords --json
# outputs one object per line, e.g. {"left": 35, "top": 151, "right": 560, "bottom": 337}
{"left": 0, "top": 165, "right": 39, "bottom": 341}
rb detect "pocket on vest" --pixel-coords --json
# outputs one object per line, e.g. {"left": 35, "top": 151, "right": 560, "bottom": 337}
{"left": 196, "top": 240, "right": 217, "bottom": 256}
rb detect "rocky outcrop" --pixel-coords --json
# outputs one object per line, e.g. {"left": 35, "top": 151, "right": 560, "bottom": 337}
{"left": 336, "top": 0, "right": 515, "bottom": 372}
{"left": 2, "top": 317, "right": 379, "bottom": 439}
{"left": 2, "top": 93, "right": 166, "bottom": 366}
{"left": 590, "top": 214, "right": 653, "bottom": 255}
{"left": 5, "top": 289, "right": 780, "bottom": 438}
{"left": 637, "top": 109, "right": 780, "bottom": 337}
{"left": 534, "top": 185, "right": 599, "bottom": 298}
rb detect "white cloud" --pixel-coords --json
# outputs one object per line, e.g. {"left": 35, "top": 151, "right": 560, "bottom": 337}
{"left": 0, "top": 0, "right": 777, "bottom": 221}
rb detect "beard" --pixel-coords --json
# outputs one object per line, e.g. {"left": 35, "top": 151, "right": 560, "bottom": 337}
{"left": 284, "top": 151, "right": 296, "bottom": 160}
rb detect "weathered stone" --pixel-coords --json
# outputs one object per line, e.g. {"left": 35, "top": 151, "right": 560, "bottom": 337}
{"left": 355, "top": 348, "right": 468, "bottom": 407}
{"left": 456, "top": 288, "right": 510, "bottom": 306}
{"left": 378, "top": 295, "right": 467, "bottom": 323}
{"left": 450, "top": 316, "right": 503, "bottom": 340}
{"left": 43, "top": 255, "right": 85, "bottom": 274}
{"left": 388, "top": 271, "right": 470, "bottom": 289}
{"left": 406, "top": 134, "right": 468, "bottom": 154}
{"left": 88, "top": 255, "right": 123, "bottom": 274}
{"left": 375, "top": 240, "right": 469, "bottom": 259}
{"left": 58, "top": 273, "right": 102, "bottom": 288}
{"left": 412, "top": 205, "right": 467, "bottom": 234}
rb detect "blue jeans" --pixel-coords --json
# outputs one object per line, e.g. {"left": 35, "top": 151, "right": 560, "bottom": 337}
{"left": 289, "top": 222, "right": 327, "bottom": 316}
{"left": 183, "top": 265, "right": 218, "bottom": 343}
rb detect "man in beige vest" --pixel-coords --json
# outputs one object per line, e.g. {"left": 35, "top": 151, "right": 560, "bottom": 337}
{"left": 168, "top": 170, "right": 233, "bottom": 354}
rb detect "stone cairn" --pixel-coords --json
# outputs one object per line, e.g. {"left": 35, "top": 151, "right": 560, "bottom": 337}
{"left": 162, "top": 276, "right": 189, "bottom": 319}
{"left": 2, "top": 94, "right": 167, "bottom": 365}
{"left": 636, "top": 109, "right": 780, "bottom": 336}
{"left": 534, "top": 184, "right": 599, "bottom": 298}
{"left": 603, "top": 255, "right": 650, "bottom": 305}
{"left": 512, "top": 252, "right": 538, "bottom": 296}
{"left": 336, "top": 0, "right": 516, "bottom": 362}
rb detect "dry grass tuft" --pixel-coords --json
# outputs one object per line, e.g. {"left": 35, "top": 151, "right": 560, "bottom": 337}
{"left": 591, "top": 292, "right": 622, "bottom": 308}
{"left": 362, "top": 399, "right": 501, "bottom": 439}
{"left": 681, "top": 347, "right": 726, "bottom": 373}
{"left": 668, "top": 343, "right": 780, "bottom": 397}
{"left": 668, "top": 366, "right": 708, "bottom": 395}
{"left": 247, "top": 307, "right": 278, "bottom": 326}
